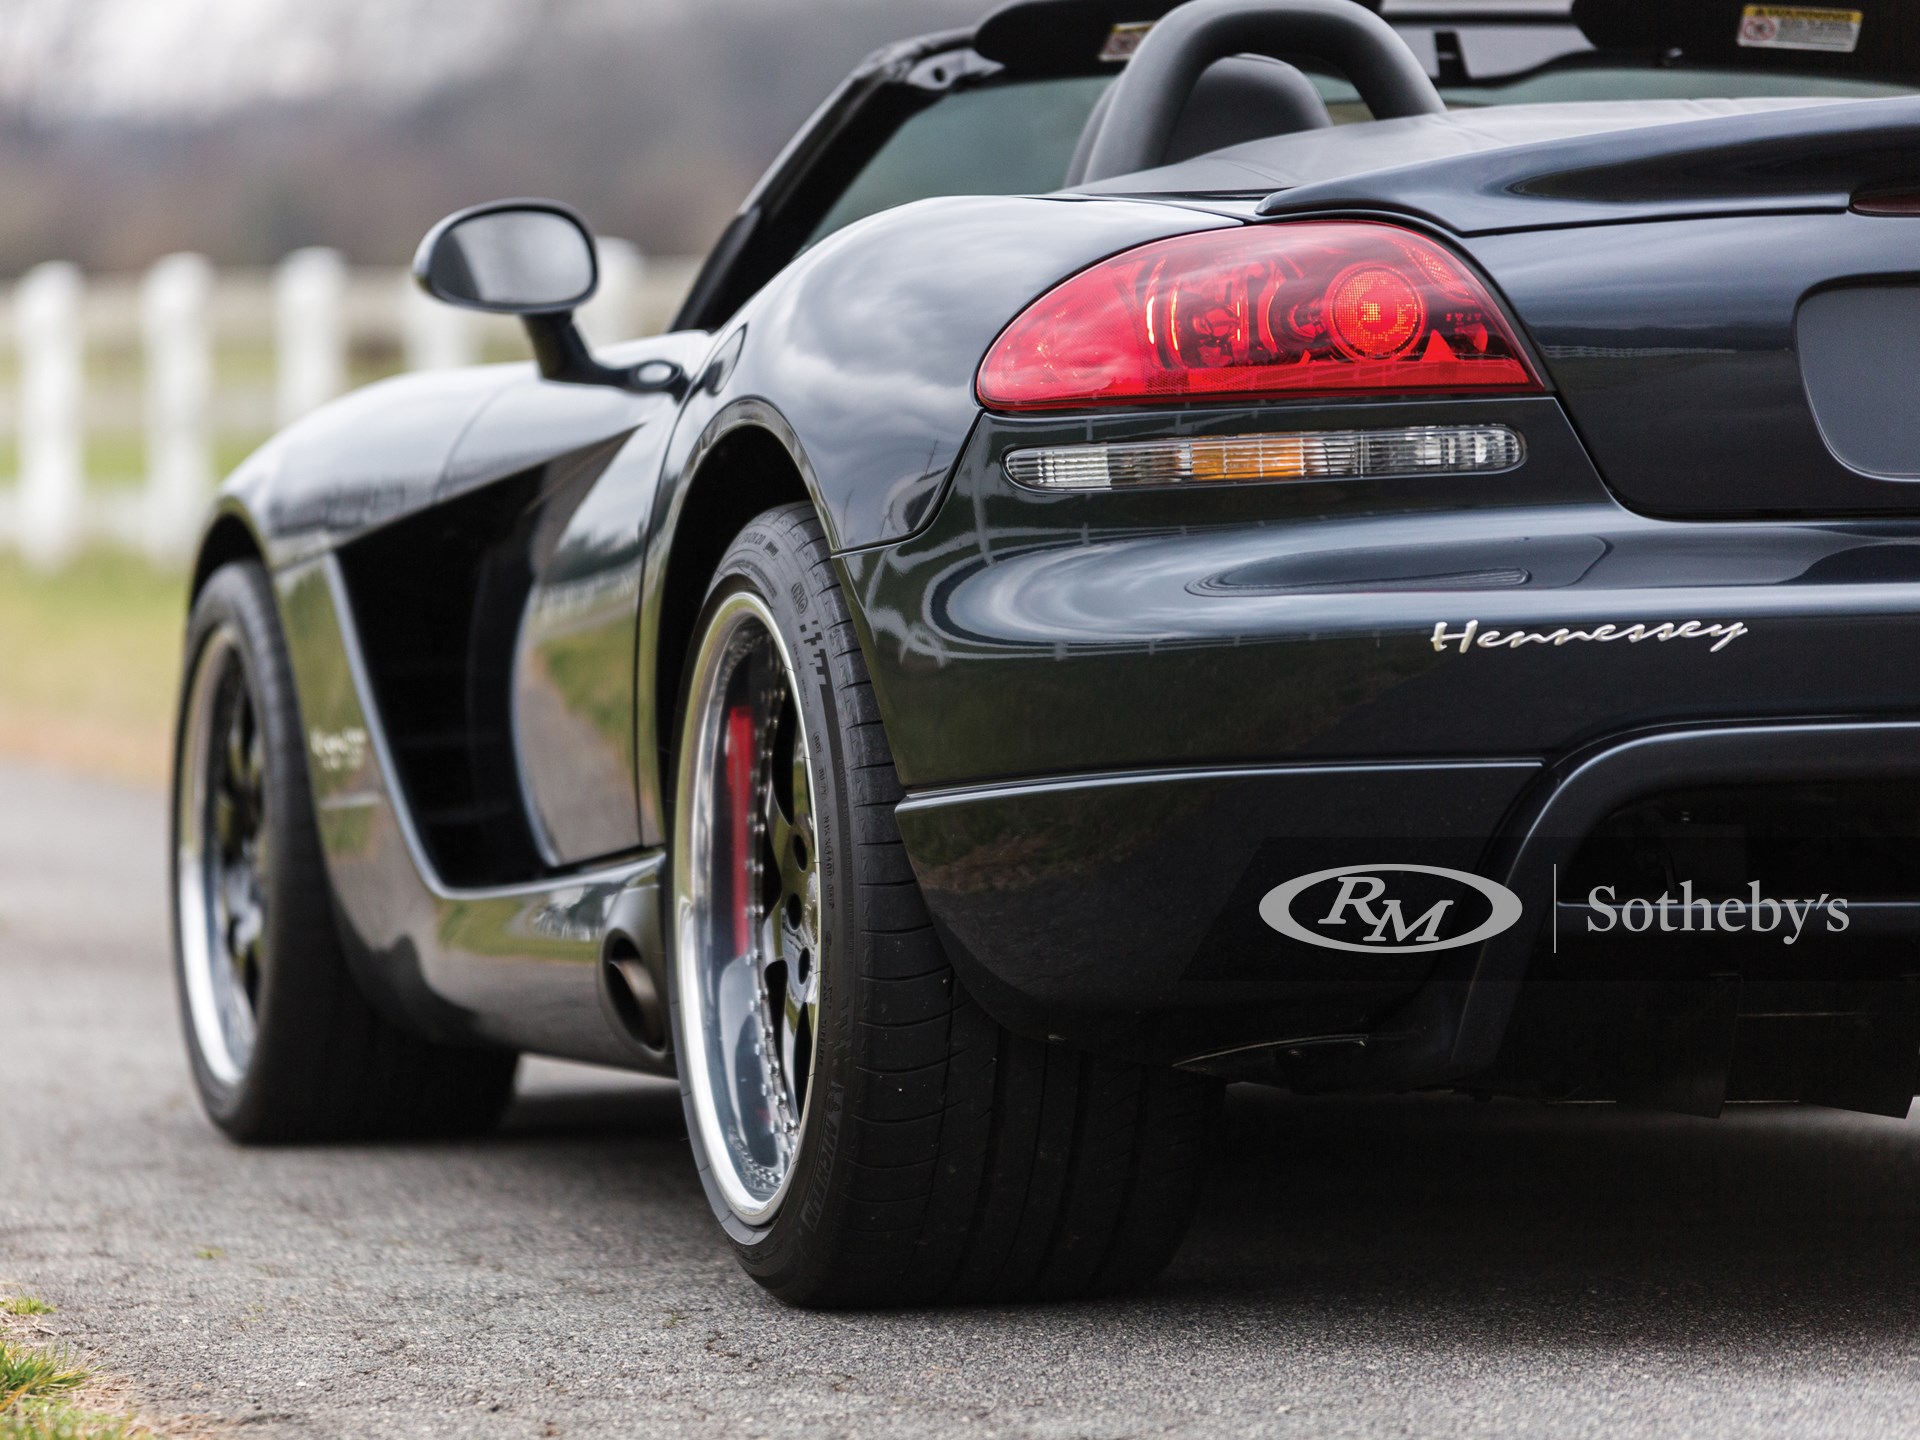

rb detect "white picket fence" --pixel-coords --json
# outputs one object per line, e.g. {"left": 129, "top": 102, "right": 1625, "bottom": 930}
{"left": 0, "top": 243, "right": 701, "bottom": 569}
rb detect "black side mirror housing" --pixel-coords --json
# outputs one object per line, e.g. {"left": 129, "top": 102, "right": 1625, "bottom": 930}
{"left": 412, "top": 199, "right": 684, "bottom": 394}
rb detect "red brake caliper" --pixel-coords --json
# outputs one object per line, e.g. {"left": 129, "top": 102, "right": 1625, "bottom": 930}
{"left": 724, "top": 705, "right": 755, "bottom": 959}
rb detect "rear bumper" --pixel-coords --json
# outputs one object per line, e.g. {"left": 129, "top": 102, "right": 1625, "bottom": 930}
{"left": 896, "top": 718, "right": 1920, "bottom": 1113}
{"left": 895, "top": 757, "right": 1535, "bottom": 1069}
{"left": 857, "top": 396, "right": 1920, "bottom": 1112}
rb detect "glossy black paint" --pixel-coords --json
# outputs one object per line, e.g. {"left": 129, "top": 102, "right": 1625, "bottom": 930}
{"left": 677, "top": 193, "right": 1235, "bottom": 550}
{"left": 630, "top": 196, "right": 1237, "bottom": 838}
{"left": 841, "top": 386, "right": 1920, "bottom": 1070}
{"left": 187, "top": 12, "right": 1920, "bottom": 1100}
{"left": 506, "top": 396, "right": 686, "bottom": 867}
{"left": 273, "top": 554, "right": 672, "bottom": 1069}
{"left": 228, "top": 366, "right": 514, "bottom": 567}
{"left": 1451, "top": 719, "right": 1920, "bottom": 1115}
{"left": 415, "top": 197, "right": 685, "bottom": 396}
{"left": 1465, "top": 215, "right": 1920, "bottom": 517}
{"left": 1258, "top": 94, "right": 1920, "bottom": 231}
{"left": 1458, "top": 719, "right": 1920, "bottom": 1082}
{"left": 849, "top": 393, "right": 1839, "bottom": 788}
{"left": 225, "top": 333, "right": 705, "bottom": 568}
{"left": 412, "top": 198, "right": 599, "bottom": 315}
{"left": 895, "top": 760, "right": 1538, "bottom": 1066}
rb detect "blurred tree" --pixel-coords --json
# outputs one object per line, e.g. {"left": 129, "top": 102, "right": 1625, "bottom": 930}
{"left": 0, "top": 0, "right": 983, "bottom": 272}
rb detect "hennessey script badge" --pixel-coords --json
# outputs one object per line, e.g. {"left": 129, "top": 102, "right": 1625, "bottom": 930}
{"left": 1431, "top": 619, "right": 1749, "bottom": 655}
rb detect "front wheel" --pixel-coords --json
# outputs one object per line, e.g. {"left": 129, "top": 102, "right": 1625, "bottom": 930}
{"left": 172, "top": 561, "right": 519, "bottom": 1142}
{"left": 670, "top": 504, "right": 1221, "bottom": 1306}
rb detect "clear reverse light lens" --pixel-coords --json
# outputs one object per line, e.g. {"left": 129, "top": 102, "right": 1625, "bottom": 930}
{"left": 1003, "top": 425, "right": 1524, "bottom": 492}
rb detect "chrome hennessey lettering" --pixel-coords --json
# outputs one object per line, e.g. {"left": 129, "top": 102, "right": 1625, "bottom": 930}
{"left": 1430, "top": 618, "right": 1749, "bottom": 655}
{"left": 308, "top": 726, "right": 369, "bottom": 775}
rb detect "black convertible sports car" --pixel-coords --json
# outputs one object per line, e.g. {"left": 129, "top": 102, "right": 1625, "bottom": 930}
{"left": 170, "top": 0, "right": 1920, "bottom": 1305}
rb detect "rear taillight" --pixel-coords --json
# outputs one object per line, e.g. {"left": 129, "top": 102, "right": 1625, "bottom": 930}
{"left": 977, "top": 222, "right": 1539, "bottom": 411}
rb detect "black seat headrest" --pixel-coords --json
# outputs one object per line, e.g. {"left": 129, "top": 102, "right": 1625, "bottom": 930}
{"left": 1065, "top": 53, "right": 1332, "bottom": 187}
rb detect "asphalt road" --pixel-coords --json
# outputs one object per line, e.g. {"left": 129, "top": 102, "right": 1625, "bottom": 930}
{"left": 6, "top": 759, "right": 1920, "bottom": 1438}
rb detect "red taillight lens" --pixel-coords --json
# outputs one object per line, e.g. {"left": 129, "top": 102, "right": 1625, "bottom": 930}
{"left": 976, "top": 221, "right": 1539, "bottom": 411}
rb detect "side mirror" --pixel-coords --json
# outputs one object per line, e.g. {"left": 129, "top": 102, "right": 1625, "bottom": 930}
{"left": 412, "top": 199, "right": 683, "bottom": 394}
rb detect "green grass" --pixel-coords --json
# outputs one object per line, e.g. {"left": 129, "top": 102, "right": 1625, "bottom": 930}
{"left": 0, "top": 1335, "right": 143, "bottom": 1440}
{"left": 0, "top": 1404, "right": 140, "bottom": 1440}
{"left": 0, "top": 1305, "right": 48, "bottom": 1320}
{"left": 0, "top": 1413, "right": 135, "bottom": 1440}
{"left": 0, "top": 434, "right": 271, "bottom": 490}
{"left": 0, "top": 1343, "right": 85, "bottom": 1406}
{"left": 0, "top": 549, "right": 188, "bottom": 783}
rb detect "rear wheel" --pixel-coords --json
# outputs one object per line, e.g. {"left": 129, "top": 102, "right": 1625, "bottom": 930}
{"left": 173, "top": 561, "right": 518, "bottom": 1142}
{"left": 670, "top": 503, "right": 1220, "bottom": 1306}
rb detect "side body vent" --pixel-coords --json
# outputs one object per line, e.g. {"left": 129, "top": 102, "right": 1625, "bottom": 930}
{"left": 336, "top": 472, "right": 545, "bottom": 887}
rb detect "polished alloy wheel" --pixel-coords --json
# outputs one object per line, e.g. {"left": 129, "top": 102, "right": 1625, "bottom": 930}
{"left": 675, "top": 591, "right": 822, "bottom": 1223}
{"left": 177, "top": 627, "right": 269, "bottom": 1088}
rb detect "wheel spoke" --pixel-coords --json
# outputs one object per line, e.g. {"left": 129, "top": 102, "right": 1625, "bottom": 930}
{"left": 679, "top": 595, "right": 825, "bottom": 1220}
{"left": 763, "top": 781, "right": 792, "bottom": 888}
{"left": 226, "top": 699, "right": 256, "bottom": 813}
{"left": 758, "top": 687, "right": 816, "bottom": 1126}
{"left": 243, "top": 726, "right": 265, "bottom": 816}
{"left": 783, "top": 960, "right": 815, "bottom": 1024}
{"left": 780, "top": 982, "right": 811, "bottom": 1111}
{"left": 225, "top": 707, "right": 247, "bottom": 794}
{"left": 789, "top": 749, "right": 812, "bottom": 873}
{"left": 212, "top": 789, "right": 237, "bottom": 849}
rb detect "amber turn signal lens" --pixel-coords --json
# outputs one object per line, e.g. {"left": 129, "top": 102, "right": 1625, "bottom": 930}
{"left": 1003, "top": 425, "right": 1525, "bottom": 492}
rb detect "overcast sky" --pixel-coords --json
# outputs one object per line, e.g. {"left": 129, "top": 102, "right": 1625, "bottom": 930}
{"left": 0, "top": 0, "right": 1569, "bottom": 120}
{"left": 0, "top": 0, "right": 547, "bottom": 116}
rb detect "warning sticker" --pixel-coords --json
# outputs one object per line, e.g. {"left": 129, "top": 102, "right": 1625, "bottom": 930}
{"left": 1100, "top": 22, "right": 1153, "bottom": 63}
{"left": 1737, "top": 6, "right": 1864, "bottom": 53}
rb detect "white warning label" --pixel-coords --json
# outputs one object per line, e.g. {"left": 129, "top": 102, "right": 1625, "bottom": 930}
{"left": 1100, "top": 22, "right": 1154, "bottom": 63}
{"left": 1737, "top": 6, "right": 1864, "bottom": 53}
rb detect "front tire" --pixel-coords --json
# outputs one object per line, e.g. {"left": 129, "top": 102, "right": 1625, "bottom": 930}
{"left": 670, "top": 504, "right": 1220, "bottom": 1306}
{"left": 172, "top": 561, "right": 518, "bottom": 1142}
